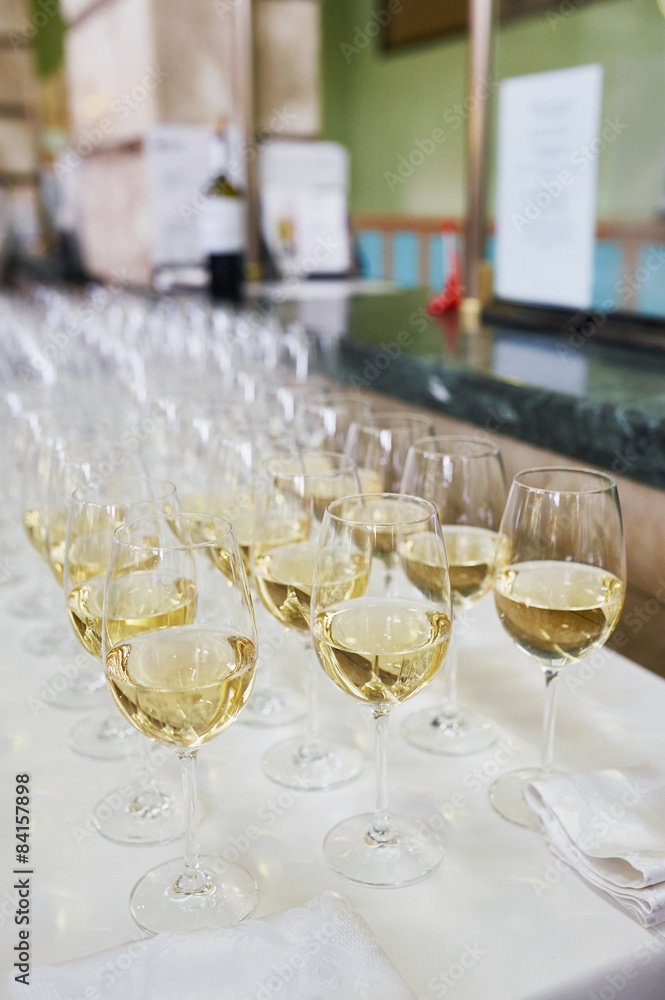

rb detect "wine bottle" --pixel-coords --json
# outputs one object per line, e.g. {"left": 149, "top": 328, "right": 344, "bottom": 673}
{"left": 199, "top": 123, "right": 245, "bottom": 304}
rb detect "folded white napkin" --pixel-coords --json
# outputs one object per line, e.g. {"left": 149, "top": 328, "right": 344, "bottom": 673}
{"left": 525, "top": 763, "right": 665, "bottom": 926}
{"left": 1, "top": 892, "right": 415, "bottom": 1000}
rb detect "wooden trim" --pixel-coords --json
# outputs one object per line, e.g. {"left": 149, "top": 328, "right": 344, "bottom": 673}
{"left": 0, "top": 104, "right": 31, "bottom": 120}
{"left": 353, "top": 214, "right": 463, "bottom": 234}
{"left": 0, "top": 171, "right": 40, "bottom": 185}
{"left": 596, "top": 221, "right": 665, "bottom": 241}
{"left": 352, "top": 213, "right": 665, "bottom": 242}
{"left": 0, "top": 33, "right": 31, "bottom": 49}
{"left": 68, "top": 137, "right": 143, "bottom": 161}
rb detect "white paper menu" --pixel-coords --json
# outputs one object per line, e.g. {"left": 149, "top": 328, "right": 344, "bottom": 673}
{"left": 494, "top": 64, "right": 604, "bottom": 309}
{"left": 145, "top": 124, "right": 212, "bottom": 267}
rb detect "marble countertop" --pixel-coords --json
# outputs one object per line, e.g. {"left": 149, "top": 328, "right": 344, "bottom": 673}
{"left": 268, "top": 288, "right": 665, "bottom": 490}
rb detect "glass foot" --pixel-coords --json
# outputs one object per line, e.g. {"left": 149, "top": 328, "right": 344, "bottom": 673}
{"left": 68, "top": 711, "right": 139, "bottom": 760}
{"left": 262, "top": 735, "right": 365, "bottom": 790}
{"left": 324, "top": 812, "right": 445, "bottom": 887}
{"left": 489, "top": 768, "right": 546, "bottom": 831}
{"left": 42, "top": 669, "right": 108, "bottom": 711}
{"left": 94, "top": 782, "right": 185, "bottom": 845}
{"left": 240, "top": 684, "right": 306, "bottom": 728}
{"left": 130, "top": 855, "right": 259, "bottom": 933}
{"left": 401, "top": 706, "right": 498, "bottom": 755}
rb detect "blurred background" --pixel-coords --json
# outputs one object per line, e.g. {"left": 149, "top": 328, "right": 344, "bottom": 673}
{"left": 0, "top": 0, "right": 664, "bottom": 315}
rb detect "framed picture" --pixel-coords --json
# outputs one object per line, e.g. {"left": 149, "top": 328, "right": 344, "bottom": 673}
{"left": 381, "top": 0, "right": 604, "bottom": 50}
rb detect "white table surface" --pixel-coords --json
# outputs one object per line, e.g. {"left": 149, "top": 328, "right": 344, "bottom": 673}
{"left": 2, "top": 547, "right": 665, "bottom": 1000}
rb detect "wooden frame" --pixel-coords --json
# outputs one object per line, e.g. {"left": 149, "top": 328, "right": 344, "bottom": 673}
{"left": 381, "top": 0, "right": 606, "bottom": 51}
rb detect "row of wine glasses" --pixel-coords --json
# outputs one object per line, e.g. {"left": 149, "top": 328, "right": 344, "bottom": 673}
{"left": 17, "top": 380, "right": 628, "bottom": 839}
{"left": 95, "top": 463, "right": 625, "bottom": 928}
{"left": 1, "top": 288, "right": 626, "bottom": 935}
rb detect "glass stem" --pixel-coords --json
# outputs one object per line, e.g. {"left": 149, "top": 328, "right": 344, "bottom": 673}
{"left": 371, "top": 710, "right": 392, "bottom": 842}
{"left": 540, "top": 669, "right": 559, "bottom": 778}
{"left": 436, "top": 629, "right": 459, "bottom": 723}
{"left": 174, "top": 749, "right": 209, "bottom": 894}
{"left": 129, "top": 740, "right": 169, "bottom": 816}
{"left": 299, "top": 636, "right": 324, "bottom": 759}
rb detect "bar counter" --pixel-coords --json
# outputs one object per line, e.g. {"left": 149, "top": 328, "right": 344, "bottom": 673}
{"left": 258, "top": 286, "right": 665, "bottom": 491}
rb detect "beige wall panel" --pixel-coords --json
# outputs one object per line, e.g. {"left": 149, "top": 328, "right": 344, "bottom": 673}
{"left": 78, "top": 147, "right": 151, "bottom": 284}
{"left": 255, "top": 0, "right": 320, "bottom": 136}
{"left": 0, "top": 0, "right": 31, "bottom": 35}
{"left": 0, "top": 119, "right": 37, "bottom": 173}
{"left": 152, "top": 0, "right": 234, "bottom": 125}
{"left": 65, "top": 0, "right": 160, "bottom": 150}
{"left": 0, "top": 49, "right": 36, "bottom": 107}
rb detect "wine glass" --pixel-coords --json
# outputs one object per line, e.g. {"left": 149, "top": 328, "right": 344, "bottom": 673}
{"left": 400, "top": 436, "right": 507, "bottom": 754}
{"left": 490, "top": 467, "right": 626, "bottom": 829}
{"left": 345, "top": 412, "right": 435, "bottom": 493}
{"left": 47, "top": 438, "right": 145, "bottom": 729}
{"left": 65, "top": 477, "right": 186, "bottom": 843}
{"left": 103, "top": 512, "right": 259, "bottom": 933}
{"left": 252, "top": 451, "right": 366, "bottom": 789}
{"left": 296, "top": 393, "right": 374, "bottom": 452}
{"left": 16, "top": 420, "right": 67, "bottom": 634}
{"left": 311, "top": 493, "right": 453, "bottom": 886}
{"left": 201, "top": 430, "right": 305, "bottom": 728}
{"left": 172, "top": 418, "right": 305, "bottom": 728}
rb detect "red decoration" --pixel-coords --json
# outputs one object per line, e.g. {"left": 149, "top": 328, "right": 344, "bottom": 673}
{"left": 427, "top": 223, "right": 463, "bottom": 315}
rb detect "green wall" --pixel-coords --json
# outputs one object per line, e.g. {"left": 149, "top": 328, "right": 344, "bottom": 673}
{"left": 321, "top": 0, "right": 665, "bottom": 221}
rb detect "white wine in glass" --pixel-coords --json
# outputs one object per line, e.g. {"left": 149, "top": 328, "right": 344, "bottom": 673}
{"left": 312, "top": 493, "right": 453, "bottom": 886}
{"left": 104, "top": 513, "right": 259, "bottom": 933}
{"left": 400, "top": 436, "right": 506, "bottom": 755}
{"left": 489, "top": 467, "right": 625, "bottom": 829}
{"left": 65, "top": 477, "right": 191, "bottom": 845}
{"left": 345, "top": 411, "right": 434, "bottom": 493}
{"left": 252, "top": 451, "right": 367, "bottom": 790}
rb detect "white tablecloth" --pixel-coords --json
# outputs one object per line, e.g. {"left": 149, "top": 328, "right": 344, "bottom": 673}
{"left": 2, "top": 548, "right": 665, "bottom": 999}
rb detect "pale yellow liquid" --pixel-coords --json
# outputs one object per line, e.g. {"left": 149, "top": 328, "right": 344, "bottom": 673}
{"left": 106, "top": 624, "right": 256, "bottom": 748}
{"left": 67, "top": 528, "right": 116, "bottom": 586}
{"left": 45, "top": 513, "right": 69, "bottom": 587}
{"left": 23, "top": 508, "right": 48, "bottom": 559}
{"left": 313, "top": 598, "right": 451, "bottom": 707}
{"left": 254, "top": 543, "right": 368, "bottom": 630}
{"left": 67, "top": 571, "right": 196, "bottom": 660}
{"left": 494, "top": 561, "right": 624, "bottom": 667}
{"left": 443, "top": 526, "right": 498, "bottom": 605}
{"left": 357, "top": 467, "right": 384, "bottom": 494}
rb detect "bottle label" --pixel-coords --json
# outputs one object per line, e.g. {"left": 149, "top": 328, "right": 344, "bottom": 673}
{"left": 199, "top": 197, "right": 246, "bottom": 254}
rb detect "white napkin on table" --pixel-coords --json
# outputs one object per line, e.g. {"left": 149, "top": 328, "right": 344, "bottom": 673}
{"left": 1, "top": 891, "right": 415, "bottom": 1000}
{"left": 525, "top": 762, "right": 665, "bottom": 927}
